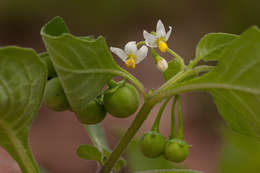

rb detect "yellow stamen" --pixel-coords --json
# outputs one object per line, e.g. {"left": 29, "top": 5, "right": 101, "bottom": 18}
{"left": 125, "top": 59, "right": 131, "bottom": 68}
{"left": 158, "top": 41, "right": 168, "bottom": 53}
{"left": 131, "top": 58, "right": 135, "bottom": 69}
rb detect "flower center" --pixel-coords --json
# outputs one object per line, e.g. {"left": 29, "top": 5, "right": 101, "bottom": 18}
{"left": 125, "top": 53, "right": 136, "bottom": 69}
{"left": 156, "top": 37, "right": 168, "bottom": 53}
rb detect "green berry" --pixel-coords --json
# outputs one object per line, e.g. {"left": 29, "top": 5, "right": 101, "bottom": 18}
{"left": 45, "top": 77, "right": 70, "bottom": 111}
{"left": 76, "top": 100, "right": 107, "bottom": 124}
{"left": 140, "top": 131, "right": 165, "bottom": 158}
{"left": 164, "top": 138, "right": 189, "bottom": 163}
{"left": 103, "top": 82, "right": 139, "bottom": 118}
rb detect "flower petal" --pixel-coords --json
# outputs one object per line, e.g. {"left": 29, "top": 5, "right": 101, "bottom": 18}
{"left": 165, "top": 26, "right": 173, "bottom": 41}
{"left": 143, "top": 30, "right": 157, "bottom": 47}
{"left": 124, "top": 41, "right": 137, "bottom": 55}
{"left": 135, "top": 45, "right": 148, "bottom": 64}
{"left": 110, "top": 47, "right": 128, "bottom": 62}
{"left": 156, "top": 20, "right": 166, "bottom": 37}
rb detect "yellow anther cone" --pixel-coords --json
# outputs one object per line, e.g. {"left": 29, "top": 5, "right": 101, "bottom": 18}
{"left": 158, "top": 41, "right": 168, "bottom": 53}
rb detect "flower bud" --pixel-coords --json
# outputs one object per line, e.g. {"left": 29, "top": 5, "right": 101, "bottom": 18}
{"left": 156, "top": 57, "right": 168, "bottom": 72}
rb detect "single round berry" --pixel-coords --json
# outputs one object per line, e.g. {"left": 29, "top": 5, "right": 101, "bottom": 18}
{"left": 140, "top": 131, "right": 165, "bottom": 158}
{"left": 103, "top": 83, "right": 139, "bottom": 118}
{"left": 45, "top": 77, "right": 70, "bottom": 111}
{"left": 76, "top": 100, "right": 106, "bottom": 124}
{"left": 164, "top": 138, "right": 189, "bottom": 163}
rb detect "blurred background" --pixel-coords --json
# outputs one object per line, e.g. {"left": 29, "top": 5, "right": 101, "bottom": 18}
{"left": 1, "top": 0, "right": 260, "bottom": 172}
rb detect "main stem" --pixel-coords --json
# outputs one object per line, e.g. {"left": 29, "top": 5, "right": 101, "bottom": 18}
{"left": 100, "top": 100, "right": 156, "bottom": 173}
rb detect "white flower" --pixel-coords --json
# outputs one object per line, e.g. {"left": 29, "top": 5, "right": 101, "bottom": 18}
{"left": 110, "top": 41, "right": 148, "bottom": 69}
{"left": 156, "top": 57, "right": 168, "bottom": 72}
{"left": 143, "top": 20, "right": 172, "bottom": 53}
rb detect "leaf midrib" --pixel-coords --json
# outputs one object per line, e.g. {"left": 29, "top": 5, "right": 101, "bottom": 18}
{"left": 155, "top": 82, "right": 260, "bottom": 101}
{"left": 0, "top": 120, "right": 36, "bottom": 173}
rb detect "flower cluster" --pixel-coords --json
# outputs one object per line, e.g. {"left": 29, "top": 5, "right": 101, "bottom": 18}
{"left": 110, "top": 20, "right": 172, "bottom": 71}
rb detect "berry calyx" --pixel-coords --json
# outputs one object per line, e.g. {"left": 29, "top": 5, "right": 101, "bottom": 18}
{"left": 140, "top": 131, "right": 165, "bottom": 158}
{"left": 164, "top": 138, "right": 189, "bottom": 163}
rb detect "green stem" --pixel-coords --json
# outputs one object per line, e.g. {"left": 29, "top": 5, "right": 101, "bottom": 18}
{"left": 151, "top": 97, "right": 171, "bottom": 132}
{"left": 107, "top": 80, "right": 117, "bottom": 88}
{"left": 167, "top": 48, "right": 185, "bottom": 67}
{"left": 177, "top": 96, "right": 184, "bottom": 139}
{"left": 117, "top": 69, "right": 147, "bottom": 98}
{"left": 100, "top": 99, "right": 156, "bottom": 173}
{"left": 151, "top": 48, "right": 160, "bottom": 63}
{"left": 137, "top": 41, "right": 145, "bottom": 47}
{"left": 155, "top": 65, "right": 214, "bottom": 95}
{"left": 170, "top": 96, "right": 178, "bottom": 139}
{"left": 188, "top": 57, "right": 201, "bottom": 69}
{"left": 194, "top": 65, "right": 215, "bottom": 74}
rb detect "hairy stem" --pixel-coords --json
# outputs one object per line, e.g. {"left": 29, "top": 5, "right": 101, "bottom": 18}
{"left": 167, "top": 48, "right": 185, "bottom": 67}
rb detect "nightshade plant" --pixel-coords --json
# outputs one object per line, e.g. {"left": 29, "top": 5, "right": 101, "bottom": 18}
{"left": 0, "top": 16, "right": 260, "bottom": 173}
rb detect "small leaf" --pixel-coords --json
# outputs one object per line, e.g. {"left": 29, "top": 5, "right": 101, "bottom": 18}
{"left": 163, "top": 58, "right": 184, "bottom": 81}
{"left": 77, "top": 144, "right": 102, "bottom": 163}
{"left": 41, "top": 16, "right": 144, "bottom": 118}
{"left": 0, "top": 47, "right": 47, "bottom": 173}
{"left": 135, "top": 169, "right": 202, "bottom": 173}
{"left": 85, "top": 124, "right": 109, "bottom": 152}
{"left": 196, "top": 33, "right": 238, "bottom": 61}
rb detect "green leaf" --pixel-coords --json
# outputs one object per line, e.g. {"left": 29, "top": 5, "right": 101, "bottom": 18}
{"left": 41, "top": 17, "right": 144, "bottom": 118}
{"left": 0, "top": 47, "right": 47, "bottom": 173}
{"left": 164, "top": 26, "right": 260, "bottom": 139}
{"left": 163, "top": 59, "right": 184, "bottom": 81}
{"left": 77, "top": 144, "right": 102, "bottom": 163}
{"left": 135, "top": 169, "right": 202, "bottom": 173}
{"left": 85, "top": 124, "right": 109, "bottom": 152}
{"left": 219, "top": 127, "right": 260, "bottom": 173}
{"left": 113, "top": 158, "right": 126, "bottom": 172}
{"left": 196, "top": 33, "right": 238, "bottom": 61}
{"left": 84, "top": 124, "right": 126, "bottom": 172}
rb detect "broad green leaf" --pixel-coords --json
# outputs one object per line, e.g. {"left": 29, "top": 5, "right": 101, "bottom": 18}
{"left": 41, "top": 17, "right": 144, "bottom": 119}
{"left": 219, "top": 127, "right": 260, "bottom": 173}
{"left": 135, "top": 169, "right": 201, "bottom": 173}
{"left": 196, "top": 33, "right": 238, "bottom": 61}
{"left": 77, "top": 144, "right": 102, "bottom": 162}
{"left": 163, "top": 59, "right": 184, "bottom": 81}
{"left": 164, "top": 26, "right": 260, "bottom": 139}
{"left": 0, "top": 47, "right": 47, "bottom": 173}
